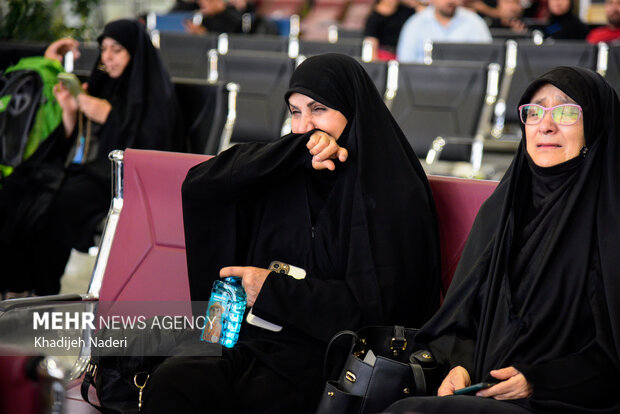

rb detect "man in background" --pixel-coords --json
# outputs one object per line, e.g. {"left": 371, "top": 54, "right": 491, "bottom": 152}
{"left": 397, "top": 0, "right": 492, "bottom": 63}
{"left": 587, "top": 0, "right": 620, "bottom": 43}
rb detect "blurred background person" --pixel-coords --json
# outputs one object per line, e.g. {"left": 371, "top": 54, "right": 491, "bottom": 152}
{"left": 0, "top": 19, "right": 179, "bottom": 298}
{"left": 363, "top": 0, "right": 420, "bottom": 61}
{"left": 539, "top": 0, "right": 588, "bottom": 39}
{"left": 184, "top": 0, "right": 243, "bottom": 34}
{"left": 487, "top": 0, "right": 528, "bottom": 33}
{"left": 397, "top": 0, "right": 491, "bottom": 63}
{"left": 587, "top": 0, "right": 620, "bottom": 43}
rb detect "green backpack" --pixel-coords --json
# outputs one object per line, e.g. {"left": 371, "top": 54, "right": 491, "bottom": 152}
{"left": 0, "top": 56, "right": 64, "bottom": 179}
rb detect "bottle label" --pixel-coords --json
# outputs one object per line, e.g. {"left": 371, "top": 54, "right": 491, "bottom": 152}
{"left": 201, "top": 298, "right": 225, "bottom": 344}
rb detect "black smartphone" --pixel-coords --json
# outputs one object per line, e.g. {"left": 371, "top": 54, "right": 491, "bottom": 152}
{"left": 453, "top": 382, "right": 497, "bottom": 396}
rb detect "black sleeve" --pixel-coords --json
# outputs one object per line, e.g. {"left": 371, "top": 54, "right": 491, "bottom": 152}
{"left": 251, "top": 271, "right": 366, "bottom": 342}
{"left": 182, "top": 134, "right": 313, "bottom": 301}
{"left": 515, "top": 341, "right": 620, "bottom": 407}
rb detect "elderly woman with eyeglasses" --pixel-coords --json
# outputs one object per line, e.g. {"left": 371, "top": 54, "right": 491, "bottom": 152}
{"left": 384, "top": 66, "right": 620, "bottom": 414}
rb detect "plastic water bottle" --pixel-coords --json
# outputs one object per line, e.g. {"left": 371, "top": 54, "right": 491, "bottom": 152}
{"left": 201, "top": 277, "right": 246, "bottom": 348}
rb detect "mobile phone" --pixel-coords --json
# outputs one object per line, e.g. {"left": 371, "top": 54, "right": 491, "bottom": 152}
{"left": 268, "top": 261, "right": 306, "bottom": 279}
{"left": 453, "top": 382, "right": 497, "bottom": 396}
{"left": 245, "top": 261, "right": 306, "bottom": 332}
{"left": 57, "top": 72, "right": 83, "bottom": 97}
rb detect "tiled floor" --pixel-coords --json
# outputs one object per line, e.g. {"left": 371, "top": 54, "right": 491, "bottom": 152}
{"left": 59, "top": 249, "right": 96, "bottom": 295}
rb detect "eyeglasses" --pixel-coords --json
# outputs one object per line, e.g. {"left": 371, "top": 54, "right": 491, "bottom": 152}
{"left": 518, "top": 103, "right": 582, "bottom": 126}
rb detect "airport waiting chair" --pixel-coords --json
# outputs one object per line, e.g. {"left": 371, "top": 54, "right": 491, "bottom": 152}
{"left": 602, "top": 43, "right": 620, "bottom": 96}
{"left": 173, "top": 79, "right": 237, "bottom": 154}
{"left": 388, "top": 60, "right": 500, "bottom": 173}
{"left": 298, "top": 38, "right": 363, "bottom": 57}
{"left": 217, "top": 33, "right": 289, "bottom": 54}
{"left": 0, "top": 41, "right": 47, "bottom": 71}
{"left": 209, "top": 50, "right": 296, "bottom": 146}
{"left": 71, "top": 43, "right": 100, "bottom": 78}
{"left": 158, "top": 32, "right": 218, "bottom": 80}
{"left": 429, "top": 41, "right": 506, "bottom": 67}
{"left": 150, "top": 12, "right": 194, "bottom": 32}
{"left": 429, "top": 175, "right": 497, "bottom": 292}
{"left": 359, "top": 60, "right": 388, "bottom": 98}
{"left": 258, "top": 0, "right": 305, "bottom": 18}
{"left": 489, "top": 28, "right": 534, "bottom": 40}
{"left": 0, "top": 148, "right": 498, "bottom": 412}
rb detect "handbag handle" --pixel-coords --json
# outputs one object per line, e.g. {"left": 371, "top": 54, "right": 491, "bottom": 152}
{"left": 322, "top": 329, "right": 359, "bottom": 383}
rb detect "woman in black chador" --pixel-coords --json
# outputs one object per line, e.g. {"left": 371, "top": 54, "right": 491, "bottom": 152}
{"left": 0, "top": 19, "right": 178, "bottom": 296}
{"left": 142, "top": 53, "right": 441, "bottom": 413}
{"left": 386, "top": 66, "right": 620, "bottom": 413}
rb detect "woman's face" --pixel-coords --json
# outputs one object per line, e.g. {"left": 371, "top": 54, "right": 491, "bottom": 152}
{"left": 100, "top": 37, "right": 131, "bottom": 79}
{"left": 524, "top": 83, "right": 585, "bottom": 168}
{"left": 548, "top": 0, "right": 571, "bottom": 15}
{"left": 288, "top": 93, "right": 348, "bottom": 138}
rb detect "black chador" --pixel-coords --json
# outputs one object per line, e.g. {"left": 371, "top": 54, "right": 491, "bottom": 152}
{"left": 144, "top": 54, "right": 441, "bottom": 413}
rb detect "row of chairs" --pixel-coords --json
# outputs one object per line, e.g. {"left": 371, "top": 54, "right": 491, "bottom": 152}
{"left": 203, "top": 49, "right": 495, "bottom": 173}
{"left": 7, "top": 36, "right": 617, "bottom": 175}
{"left": 429, "top": 39, "right": 614, "bottom": 141}
{"left": 191, "top": 39, "right": 620, "bottom": 174}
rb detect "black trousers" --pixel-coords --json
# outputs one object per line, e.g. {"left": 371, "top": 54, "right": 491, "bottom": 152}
{"left": 384, "top": 395, "right": 533, "bottom": 414}
{"left": 0, "top": 165, "right": 109, "bottom": 294}
{"left": 142, "top": 345, "right": 316, "bottom": 414}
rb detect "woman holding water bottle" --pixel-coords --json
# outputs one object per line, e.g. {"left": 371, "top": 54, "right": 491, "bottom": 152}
{"left": 141, "top": 53, "right": 442, "bottom": 413}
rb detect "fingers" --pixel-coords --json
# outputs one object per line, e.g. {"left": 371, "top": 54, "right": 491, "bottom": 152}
{"left": 307, "top": 130, "right": 348, "bottom": 170}
{"left": 437, "top": 366, "right": 470, "bottom": 396}
{"left": 336, "top": 146, "right": 349, "bottom": 163}
{"left": 477, "top": 368, "right": 533, "bottom": 400}
{"left": 490, "top": 366, "right": 518, "bottom": 380}
{"left": 219, "top": 266, "right": 246, "bottom": 278}
{"left": 219, "top": 266, "right": 270, "bottom": 307}
{"left": 312, "top": 158, "right": 335, "bottom": 171}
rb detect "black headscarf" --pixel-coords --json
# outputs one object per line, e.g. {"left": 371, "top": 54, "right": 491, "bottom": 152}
{"left": 545, "top": 0, "right": 589, "bottom": 39}
{"left": 416, "top": 66, "right": 620, "bottom": 412}
{"left": 88, "top": 19, "right": 178, "bottom": 159}
{"left": 182, "top": 54, "right": 441, "bottom": 389}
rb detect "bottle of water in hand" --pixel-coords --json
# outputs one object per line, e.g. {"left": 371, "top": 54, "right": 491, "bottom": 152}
{"left": 201, "top": 277, "right": 247, "bottom": 348}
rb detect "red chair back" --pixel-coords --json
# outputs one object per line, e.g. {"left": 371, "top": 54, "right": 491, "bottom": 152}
{"left": 98, "top": 149, "right": 211, "bottom": 303}
{"left": 428, "top": 175, "right": 498, "bottom": 293}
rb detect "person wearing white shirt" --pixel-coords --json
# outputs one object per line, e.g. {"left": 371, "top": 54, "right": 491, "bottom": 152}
{"left": 396, "top": 0, "right": 492, "bottom": 63}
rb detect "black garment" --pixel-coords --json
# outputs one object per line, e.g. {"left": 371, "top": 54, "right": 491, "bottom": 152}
{"left": 169, "top": 0, "right": 198, "bottom": 12}
{"left": 543, "top": 10, "right": 589, "bottom": 39}
{"left": 142, "top": 345, "right": 316, "bottom": 413}
{"left": 364, "top": 4, "right": 415, "bottom": 51}
{"left": 201, "top": 6, "right": 243, "bottom": 33}
{"left": 155, "top": 54, "right": 441, "bottom": 412}
{"left": 0, "top": 19, "right": 179, "bottom": 295}
{"left": 387, "top": 66, "right": 620, "bottom": 413}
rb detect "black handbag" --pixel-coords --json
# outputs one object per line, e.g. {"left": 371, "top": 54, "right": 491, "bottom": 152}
{"left": 316, "top": 325, "right": 440, "bottom": 414}
{"left": 80, "top": 322, "right": 209, "bottom": 413}
{"left": 81, "top": 351, "right": 164, "bottom": 414}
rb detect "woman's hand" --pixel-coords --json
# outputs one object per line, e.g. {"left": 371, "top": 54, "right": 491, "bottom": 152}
{"left": 220, "top": 266, "right": 271, "bottom": 307}
{"left": 53, "top": 83, "right": 78, "bottom": 113}
{"left": 77, "top": 94, "right": 112, "bottom": 124}
{"left": 183, "top": 20, "right": 207, "bottom": 34}
{"left": 437, "top": 366, "right": 471, "bottom": 396}
{"left": 44, "top": 37, "right": 80, "bottom": 62}
{"left": 476, "top": 366, "right": 532, "bottom": 400}
{"left": 307, "top": 130, "right": 348, "bottom": 171}
{"left": 53, "top": 83, "right": 79, "bottom": 137}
